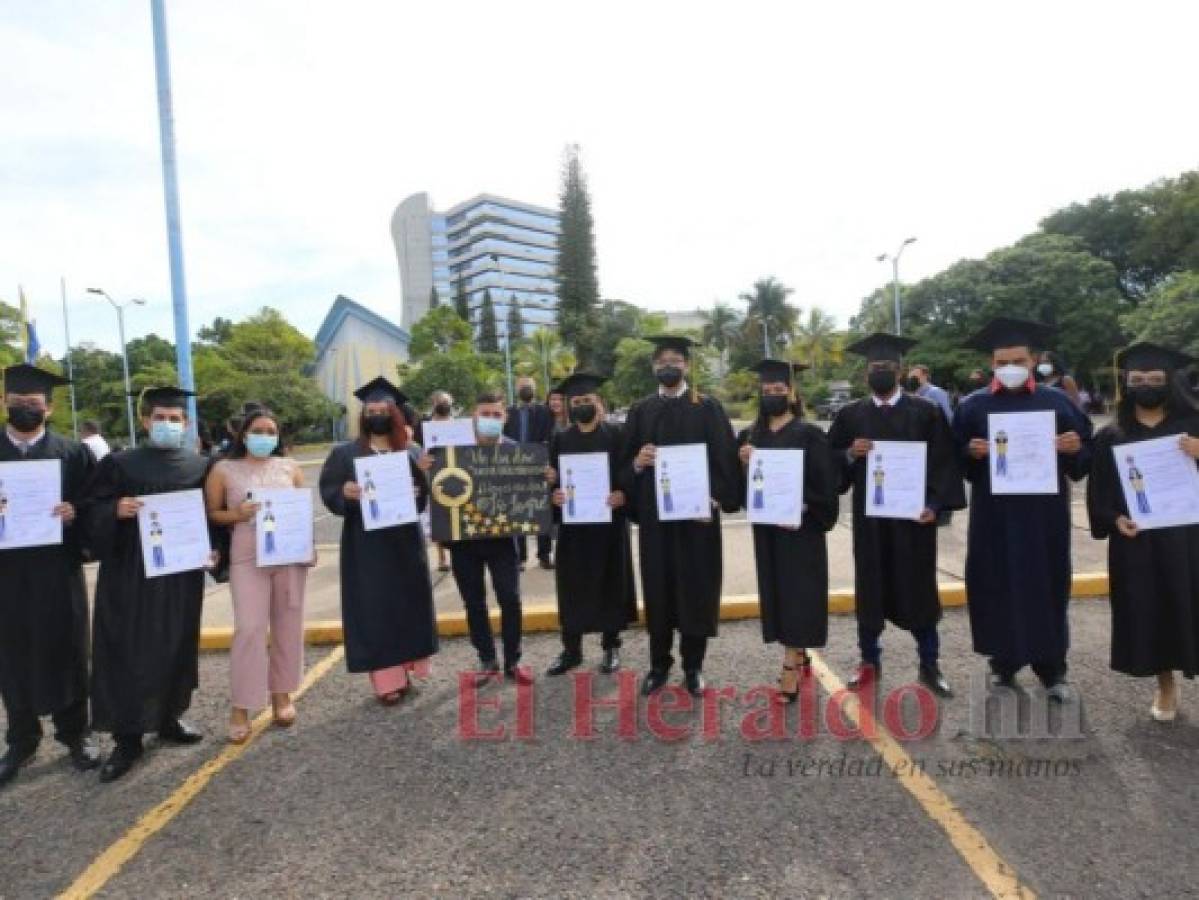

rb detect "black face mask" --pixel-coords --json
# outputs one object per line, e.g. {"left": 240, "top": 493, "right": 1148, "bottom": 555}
{"left": 867, "top": 370, "right": 898, "bottom": 396}
{"left": 759, "top": 395, "right": 789, "bottom": 417}
{"left": 569, "top": 403, "right": 597, "bottom": 425}
{"left": 655, "top": 366, "right": 684, "bottom": 388}
{"left": 1128, "top": 384, "right": 1169, "bottom": 410}
{"left": 365, "top": 414, "right": 393, "bottom": 435}
{"left": 432, "top": 402, "right": 451, "bottom": 417}
{"left": 6, "top": 406, "right": 45, "bottom": 432}
{"left": 518, "top": 388, "right": 535, "bottom": 403}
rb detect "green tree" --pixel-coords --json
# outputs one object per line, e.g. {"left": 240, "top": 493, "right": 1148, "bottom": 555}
{"left": 698, "top": 302, "right": 742, "bottom": 355}
{"left": 555, "top": 144, "right": 601, "bottom": 363}
{"left": 1121, "top": 271, "right": 1199, "bottom": 358}
{"left": 477, "top": 290, "right": 499, "bottom": 354}
{"left": 739, "top": 276, "right": 799, "bottom": 360}
{"left": 505, "top": 297, "right": 524, "bottom": 342}
{"left": 589, "top": 301, "right": 663, "bottom": 377}
{"left": 196, "top": 316, "right": 234, "bottom": 345}
{"left": 793, "top": 307, "right": 840, "bottom": 372}
{"left": 399, "top": 348, "right": 501, "bottom": 410}
{"left": 454, "top": 279, "right": 471, "bottom": 323}
{"left": 409, "top": 305, "right": 472, "bottom": 360}
{"left": 516, "top": 327, "right": 575, "bottom": 389}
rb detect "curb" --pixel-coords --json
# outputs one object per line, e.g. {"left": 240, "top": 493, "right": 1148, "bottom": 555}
{"left": 198, "top": 572, "right": 1111, "bottom": 652}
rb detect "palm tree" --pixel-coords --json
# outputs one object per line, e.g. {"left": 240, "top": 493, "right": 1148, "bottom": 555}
{"left": 739, "top": 276, "right": 799, "bottom": 357}
{"left": 793, "top": 307, "right": 839, "bottom": 371}
{"left": 516, "top": 327, "right": 576, "bottom": 391}
{"left": 697, "top": 302, "right": 742, "bottom": 377}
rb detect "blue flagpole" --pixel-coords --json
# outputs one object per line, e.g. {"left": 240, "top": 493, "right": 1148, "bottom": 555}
{"left": 61, "top": 277, "right": 79, "bottom": 438}
{"left": 150, "top": 0, "right": 198, "bottom": 435}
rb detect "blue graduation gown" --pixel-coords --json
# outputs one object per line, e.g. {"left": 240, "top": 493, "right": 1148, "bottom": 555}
{"left": 953, "top": 385, "right": 1092, "bottom": 668}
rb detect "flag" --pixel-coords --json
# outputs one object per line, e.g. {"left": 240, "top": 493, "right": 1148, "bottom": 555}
{"left": 25, "top": 320, "right": 41, "bottom": 364}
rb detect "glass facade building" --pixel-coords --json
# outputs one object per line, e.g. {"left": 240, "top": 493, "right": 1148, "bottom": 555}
{"left": 392, "top": 192, "right": 560, "bottom": 336}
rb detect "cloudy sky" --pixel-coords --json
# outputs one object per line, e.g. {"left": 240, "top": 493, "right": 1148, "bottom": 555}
{"left": 3, "top": 0, "right": 1197, "bottom": 354}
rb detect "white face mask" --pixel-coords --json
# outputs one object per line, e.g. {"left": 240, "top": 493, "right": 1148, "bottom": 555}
{"left": 995, "top": 365, "right": 1031, "bottom": 390}
{"left": 1036, "top": 362, "right": 1054, "bottom": 377}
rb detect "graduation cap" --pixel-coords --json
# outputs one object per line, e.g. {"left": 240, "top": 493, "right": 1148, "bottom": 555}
{"left": 964, "top": 317, "right": 1057, "bottom": 353}
{"left": 645, "top": 335, "right": 698, "bottom": 358}
{"left": 751, "top": 358, "right": 809, "bottom": 385}
{"left": 845, "top": 333, "right": 918, "bottom": 363}
{"left": 1117, "top": 342, "right": 1195, "bottom": 373}
{"left": 133, "top": 385, "right": 194, "bottom": 410}
{"left": 2, "top": 363, "right": 70, "bottom": 398}
{"left": 556, "top": 372, "right": 607, "bottom": 397}
{"left": 353, "top": 376, "right": 408, "bottom": 406}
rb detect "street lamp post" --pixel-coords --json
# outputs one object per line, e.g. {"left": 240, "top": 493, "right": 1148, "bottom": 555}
{"left": 490, "top": 254, "right": 516, "bottom": 402}
{"left": 88, "top": 288, "right": 146, "bottom": 447}
{"left": 876, "top": 237, "right": 918, "bottom": 336}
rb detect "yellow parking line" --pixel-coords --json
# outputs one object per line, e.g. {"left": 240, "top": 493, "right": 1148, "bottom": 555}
{"left": 58, "top": 645, "right": 346, "bottom": 900}
{"left": 807, "top": 651, "right": 1035, "bottom": 899}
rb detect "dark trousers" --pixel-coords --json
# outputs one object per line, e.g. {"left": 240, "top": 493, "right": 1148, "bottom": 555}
{"left": 451, "top": 539, "right": 522, "bottom": 667}
{"left": 991, "top": 657, "right": 1068, "bottom": 687}
{"left": 858, "top": 621, "right": 940, "bottom": 667}
{"left": 562, "top": 631, "right": 621, "bottom": 658}
{"left": 518, "top": 534, "right": 553, "bottom": 563}
{"left": 649, "top": 630, "right": 707, "bottom": 674}
{"left": 3, "top": 696, "right": 87, "bottom": 752}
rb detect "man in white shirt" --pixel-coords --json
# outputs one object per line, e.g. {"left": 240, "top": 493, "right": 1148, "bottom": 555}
{"left": 80, "top": 420, "right": 110, "bottom": 461}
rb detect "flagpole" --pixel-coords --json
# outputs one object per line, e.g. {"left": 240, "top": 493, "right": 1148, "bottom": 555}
{"left": 61, "top": 277, "right": 79, "bottom": 438}
{"left": 17, "top": 285, "right": 28, "bottom": 361}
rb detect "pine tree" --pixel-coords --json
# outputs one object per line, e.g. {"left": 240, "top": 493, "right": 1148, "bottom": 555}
{"left": 429, "top": 285, "right": 440, "bottom": 309}
{"left": 506, "top": 296, "right": 524, "bottom": 343}
{"left": 454, "top": 278, "right": 471, "bottom": 323}
{"left": 478, "top": 289, "right": 499, "bottom": 353}
{"left": 555, "top": 144, "right": 601, "bottom": 365}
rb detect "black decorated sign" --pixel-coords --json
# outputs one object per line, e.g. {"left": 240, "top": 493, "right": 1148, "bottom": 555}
{"left": 429, "top": 443, "right": 552, "bottom": 542}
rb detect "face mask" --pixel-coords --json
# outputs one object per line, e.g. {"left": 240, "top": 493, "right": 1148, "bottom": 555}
{"left": 905, "top": 376, "right": 922, "bottom": 393}
{"left": 6, "top": 406, "right": 45, "bottom": 432}
{"left": 149, "top": 420, "right": 185, "bottom": 449}
{"left": 569, "top": 403, "right": 597, "bottom": 424}
{"left": 433, "top": 402, "right": 452, "bottom": 417}
{"left": 759, "top": 395, "right": 789, "bottom": 417}
{"left": 517, "top": 387, "right": 535, "bottom": 403}
{"left": 1128, "top": 384, "right": 1168, "bottom": 409}
{"left": 867, "top": 369, "right": 898, "bottom": 396}
{"left": 1036, "top": 362, "right": 1055, "bottom": 377}
{"left": 476, "top": 416, "right": 503, "bottom": 439}
{"left": 365, "top": 414, "right": 393, "bottom": 436}
{"left": 245, "top": 434, "right": 278, "bottom": 458}
{"left": 995, "top": 365, "right": 1031, "bottom": 390}
{"left": 655, "top": 365, "right": 684, "bottom": 388}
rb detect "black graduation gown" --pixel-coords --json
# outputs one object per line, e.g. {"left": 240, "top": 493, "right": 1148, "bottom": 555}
{"left": 953, "top": 386, "right": 1093, "bottom": 667}
{"left": 737, "top": 418, "right": 839, "bottom": 647}
{"left": 549, "top": 423, "right": 637, "bottom": 635}
{"left": 619, "top": 392, "right": 741, "bottom": 638}
{"left": 0, "top": 431, "right": 94, "bottom": 717}
{"left": 319, "top": 443, "right": 438, "bottom": 672}
{"left": 1087, "top": 413, "right": 1199, "bottom": 677}
{"left": 85, "top": 447, "right": 212, "bottom": 734}
{"left": 827, "top": 395, "right": 967, "bottom": 631}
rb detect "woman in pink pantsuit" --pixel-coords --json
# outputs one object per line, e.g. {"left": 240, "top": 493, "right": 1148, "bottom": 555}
{"left": 205, "top": 408, "right": 309, "bottom": 743}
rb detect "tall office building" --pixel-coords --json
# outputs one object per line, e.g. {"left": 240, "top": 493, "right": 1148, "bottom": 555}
{"left": 391, "top": 192, "right": 560, "bottom": 335}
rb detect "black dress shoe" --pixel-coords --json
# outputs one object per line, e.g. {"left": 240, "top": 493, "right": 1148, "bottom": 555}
{"left": 158, "top": 719, "right": 204, "bottom": 745}
{"left": 918, "top": 664, "right": 954, "bottom": 698}
{"left": 988, "top": 669, "right": 1018, "bottom": 690}
{"left": 848, "top": 662, "right": 880, "bottom": 691}
{"left": 640, "top": 669, "right": 670, "bottom": 696}
{"left": 545, "top": 653, "right": 583, "bottom": 677}
{"left": 504, "top": 664, "right": 535, "bottom": 686}
{"left": 473, "top": 660, "right": 501, "bottom": 687}
{"left": 66, "top": 736, "right": 102, "bottom": 771}
{"left": 99, "top": 744, "right": 144, "bottom": 784}
{"left": 683, "top": 671, "right": 706, "bottom": 697}
{"left": 599, "top": 648, "right": 621, "bottom": 674}
{"left": 0, "top": 745, "right": 37, "bottom": 788}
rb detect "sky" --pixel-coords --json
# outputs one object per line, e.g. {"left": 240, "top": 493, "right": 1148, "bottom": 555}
{"left": 3, "top": 0, "right": 1197, "bottom": 355}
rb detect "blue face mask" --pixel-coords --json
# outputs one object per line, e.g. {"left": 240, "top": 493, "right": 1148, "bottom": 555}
{"left": 149, "top": 420, "right": 186, "bottom": 449}
{"left": 476, "top": 416, "right": 503, "bottom": 439}
{"left": 245, "top": 434, "right": 279, "bottom": 458}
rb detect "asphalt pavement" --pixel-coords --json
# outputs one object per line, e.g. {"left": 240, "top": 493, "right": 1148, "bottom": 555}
{"left": 2, "top": 603, "right": 1196, "bottom": 898}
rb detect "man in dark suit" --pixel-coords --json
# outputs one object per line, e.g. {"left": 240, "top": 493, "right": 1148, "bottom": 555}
{"left": 504, "top": 376, "right": 555, "bottom": 569}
